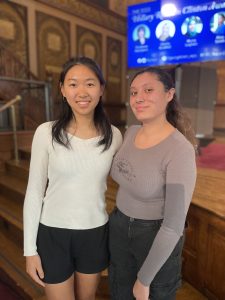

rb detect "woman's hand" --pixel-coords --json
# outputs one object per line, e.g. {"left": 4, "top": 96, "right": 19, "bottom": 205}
{"left": 26, "top": 255, "right": 45, "bottom": 287}
{"left": 133, "top": 279, "right": 149, "bottom": 300}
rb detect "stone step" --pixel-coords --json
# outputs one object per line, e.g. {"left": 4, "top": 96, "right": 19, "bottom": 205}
{"left": 0, "top": 164, "right": 116, "bottom": 299}
{"left": 0, "top": 194, "right": 23, "bottom": 230}
{"left": 0, "top": 173, "right": 26, "bottom": 202}
{"left": 0, "top": 231, "right": 109, "bottom": 300}
{"left": 0, "top": 230, "right": 45, "bottom": 300}
{"left": 19, "top": 147, "right": 31, "bottom": 160}
{"left": 0, "top": 194, "right": 23, "bottom": 246}
{"left": 5, "top": 159, "right": 29, "bottom": 180}
{"left": 0, "top": 168, "right": 207, "bottom": 300}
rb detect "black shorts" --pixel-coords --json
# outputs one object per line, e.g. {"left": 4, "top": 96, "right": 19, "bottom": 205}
{"left": 37, "top": 222, "right": 109, "bottom": 284}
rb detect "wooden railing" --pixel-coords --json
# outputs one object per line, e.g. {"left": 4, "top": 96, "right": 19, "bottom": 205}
{"left": 0, "top": 95, "right": 22, "bottom": 113}
{"left": 0, "top": 42, "right": 53, "bottom": 128}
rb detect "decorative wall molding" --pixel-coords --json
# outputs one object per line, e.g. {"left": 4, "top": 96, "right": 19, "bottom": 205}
{"left": 36, "top": 0, "right": 126, "bottom": 34}
{"left": 77, "top": 26, "right": 102, "bottom": 67}
{"left": 109, "top": 0, "right": 127, "bottom": 17}
{"left": 36, "top": 11, "right": 70, "bottom": 81}
{"left": 109, "top": 0, "right": 153, "bottom": 16}
{"left": 36, "top": 11, "right": 71, "bottom": 118}
{"left": 0, "top": 1, "right": 28, "bottom": 66}
{"left": 106, "top": 37, "right": 122, "bottom": 103}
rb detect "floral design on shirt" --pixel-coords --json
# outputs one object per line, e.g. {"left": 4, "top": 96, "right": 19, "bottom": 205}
{"left": 115, "top": 158, "right": 136, "bottom": 182}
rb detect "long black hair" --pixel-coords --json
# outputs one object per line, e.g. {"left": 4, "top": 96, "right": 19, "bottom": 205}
{"left": 130, "top": 67, "right": 196, "bottom": 147}
{"left": 52, "top": 56, "right": 112, "bottom": 151}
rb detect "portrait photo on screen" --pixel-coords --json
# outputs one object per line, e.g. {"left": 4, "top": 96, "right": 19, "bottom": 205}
{"left": 133, "top": 24, "right": 150, "bottom": 46}
{"left": 181, "top": 16, "right": 203, "bottom": 38}
{"left": 210, "top": 12, "right": 225, "bottom": 35}
{"left": 156, "top": 20, "right": 176, "bottom": 42}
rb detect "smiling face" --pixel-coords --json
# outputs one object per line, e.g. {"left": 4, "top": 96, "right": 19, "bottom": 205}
{"left": 162, "top": 23, "right": 170, "bottom": 35}
{"left": 60, "top": 64, "right": 104, "bottom": 118}
{"left": 188, "top": 20, "right": 196, "bottom": 32}
{"left": 138, "top": 28, "right": 145, "bottom": 38}
{"left": 129, "top": 72, "right": 175, "bottom": 124}
{"left": 218, "top": 14, "right": 225, "bottom": 25}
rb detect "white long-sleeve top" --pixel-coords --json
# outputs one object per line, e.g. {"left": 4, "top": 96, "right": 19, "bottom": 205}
{"left": 23, "top": 121, "right": 122, "bottom": 256}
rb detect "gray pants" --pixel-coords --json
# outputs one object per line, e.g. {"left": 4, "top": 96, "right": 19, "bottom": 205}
{"left": 109, "top": 208, "right": 184, "bottom": 300}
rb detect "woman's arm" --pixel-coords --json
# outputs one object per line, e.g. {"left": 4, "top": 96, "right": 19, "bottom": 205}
{"left": 23, "top": 123, "right": 50, "bottom": 256}
{"left": 137, "top": 143, "right": 196, "bottom": 287}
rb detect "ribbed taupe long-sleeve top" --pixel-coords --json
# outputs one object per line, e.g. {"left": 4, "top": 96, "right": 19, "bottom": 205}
{"left": 110, "top": 125, "right": 196, "bottom": 286}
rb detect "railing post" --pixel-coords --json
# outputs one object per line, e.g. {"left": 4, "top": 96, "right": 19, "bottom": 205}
{"left": 44, "top": 83, "right": 51, "bottom": 121}
{"left": 10, "top": 105, "right": 19, "bottom": 162}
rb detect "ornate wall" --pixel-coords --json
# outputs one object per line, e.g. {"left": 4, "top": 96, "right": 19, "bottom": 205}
{"left": 2, "top": 0, "right": 224, "bottom": 132}
{"left": 37, "top": 0, "right": 126, "bottom": 34}
{"left": 77, "top": 26, "right": 102, "bottom": 67}
{"left": 1, "top": 0, "right": 127, "bottom": 129}
{"left": 106, "top": 37, "right": 122, "bottom": 103}
{"left": 36, "top": 12, "right": 70, "bottom": 81}
{"left": 0, "top": 1, "right": 28, "bottom": 66}
{"left": 109, "top": 0, "right": 152, "bottom": 17}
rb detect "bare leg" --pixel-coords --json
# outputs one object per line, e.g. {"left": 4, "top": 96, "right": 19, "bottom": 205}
{"left": 45, "top": 274, "right": 75, "bottom": 300}
{"left": 75, "top": 271, "right": 101, "bottom": 300}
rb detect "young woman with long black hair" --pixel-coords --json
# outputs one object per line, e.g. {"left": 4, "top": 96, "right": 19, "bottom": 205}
{"left": 23, "top": 56, "right": 122, "bottom": 300}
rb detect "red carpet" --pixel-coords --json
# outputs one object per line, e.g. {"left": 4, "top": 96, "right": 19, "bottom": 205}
{"left": 197, "top": 143, "right": 225, "bottom": 170}
{"left": 0, "top": 280, "right": 23, "bottom": 300}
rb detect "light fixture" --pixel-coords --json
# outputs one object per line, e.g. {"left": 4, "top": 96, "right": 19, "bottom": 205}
{"left": 161, "top": 3, "right": 177, "bottom": 17}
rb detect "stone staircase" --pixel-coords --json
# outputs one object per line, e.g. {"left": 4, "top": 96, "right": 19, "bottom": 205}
{"left": 0, "top": 140, "right": 118, "bottom": 300}
{"left": 0, "top": 133, "right": 207, "bottom": 300}
{"left": 0, "top": 154, "right": 45, "bottom": 300}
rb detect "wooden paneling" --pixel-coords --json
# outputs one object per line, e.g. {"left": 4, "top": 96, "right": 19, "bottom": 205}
{"left": 104, "top": 103, "right": 127, "bottom": 130}
{"left": 0, "top": 131, "right": 34, "bottom": 167}
{"left": 0, "top": 1, "right": 28, "bottom": 67}
{"left": 106, "top": 37, "right": 122, "bottom": 103}
{"left": 37, "top": 0, "right": 126, "bottom": 34}
{"left": 205, "top": 225, "right": 225, "bottom": 299}
{"left": 77, "top": 25, "right": 102, "bottom": 67}
{"left": 214, "top": 62, "right": 225, "bottom": 131}
{"left": 216, "top": 62, "right": 225, "bottom": 104}
{"left": 183, "top": 168, "right": 225, "bottom": 300}
{"left": 36, "top": 12, "right": 70, "bottom": 81}
{"left": 214, "top": 104, "right": 225, "bottom": 130}
{"left": 178, "top": 65, "right": 216, "bottom": 136}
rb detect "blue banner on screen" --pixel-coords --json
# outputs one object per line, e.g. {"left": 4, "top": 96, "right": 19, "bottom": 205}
{"left": 127, "top": 0, "right": 225, "bottom": 68}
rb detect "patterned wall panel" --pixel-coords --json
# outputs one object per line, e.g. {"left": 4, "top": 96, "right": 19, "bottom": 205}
{"left": 36, "top": 12, "right": 70, "bottom": 117}
{"left": 106, "top": 37, "right": 122, "bottom": 103}
{"left": 109, "top": 0, "right": 152, "bottom": 16}
{"left": 36, "top": 12, "right": 70, "bottom": 81}
{"left": 76, "top": 26, "right": 102, "bottom": 67}
{"left": 104, "top": 37, "right": 125, "bottom": 127}
{"left": 0, "top": 1, "right": 28, "bottom": 66}
{"left": 109, "top": 0, "right": 127, "bottom": 17}
{"left": 37, "top": 0, "right": 126, "bottom": 34}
